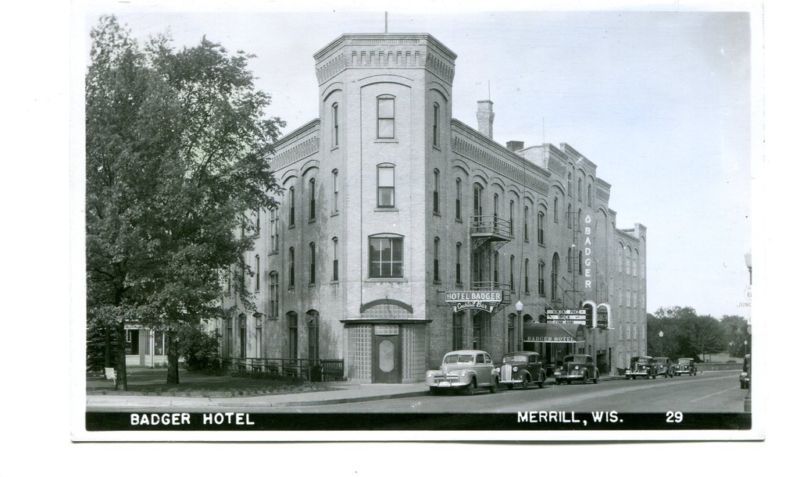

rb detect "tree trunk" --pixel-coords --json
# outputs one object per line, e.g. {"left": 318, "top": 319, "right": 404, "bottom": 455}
{"left": 103, "top": 324, "right": 112, "bottom": 368}
{"left": 115, "top": 320, "right": 128, "bottom": 390}
{"left": 166, "top": 329, "right": 180, "bottom": 384}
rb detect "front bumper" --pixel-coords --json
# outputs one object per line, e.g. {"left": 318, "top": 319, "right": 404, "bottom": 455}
{"left": 426, "top": 375, "right": 470, "bottom": 388}
{"left": 555, "top": 373, "right": 585, "bottom": 380}
{"left": 625, "top": 371, "right": 650, "bottom": 377}
{"left": 498, "top": 378, "right": 524, "bottom": 385}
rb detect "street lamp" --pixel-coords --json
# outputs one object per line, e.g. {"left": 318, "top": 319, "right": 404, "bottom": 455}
{"left": 657, "top": 330, "right": 664, "bottom": 356}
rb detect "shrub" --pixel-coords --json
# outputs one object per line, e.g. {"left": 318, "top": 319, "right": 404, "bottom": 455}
{"left": 178, "top": 327, "right": 221, "bottom": 372}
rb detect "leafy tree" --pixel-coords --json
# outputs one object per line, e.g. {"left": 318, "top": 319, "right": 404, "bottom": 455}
{"left": 86, "top": 15, "right": 284, "bottom": 387}
{"left": 720, "top": 315, "right": 750, "bottom": 358}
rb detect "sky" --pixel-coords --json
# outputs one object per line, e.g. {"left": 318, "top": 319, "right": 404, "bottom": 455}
{"left": 82, "top": 5, "right": 753, "bottom": 318}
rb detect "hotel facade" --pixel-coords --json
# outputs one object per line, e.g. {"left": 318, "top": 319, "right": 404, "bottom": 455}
{"left": 210, "top": 32, "right": 648, "bottom": 383}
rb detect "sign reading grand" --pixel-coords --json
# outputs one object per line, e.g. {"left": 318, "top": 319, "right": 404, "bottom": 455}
{"left": 546, "top": 309, "right": 587, "bottom": 325}
{"left": 445, "top": 290, "right": 502, "bottom": 313}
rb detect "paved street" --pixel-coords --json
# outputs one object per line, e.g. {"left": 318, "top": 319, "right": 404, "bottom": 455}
{"left": 270, "top": 370, "right": 745, "bottom": 413}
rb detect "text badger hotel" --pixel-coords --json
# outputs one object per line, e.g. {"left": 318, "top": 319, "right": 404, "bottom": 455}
{"left": 211, "top": 31, "right": 648, "bottom": 383}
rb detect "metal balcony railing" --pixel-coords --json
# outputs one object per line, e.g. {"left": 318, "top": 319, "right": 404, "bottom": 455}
{"left": 470, "top": 215, "right": 512, "bottom": 241}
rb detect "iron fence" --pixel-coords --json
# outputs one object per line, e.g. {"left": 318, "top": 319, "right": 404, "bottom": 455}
{"left": 221, "top": 357, "right": 345, "bottom": 382}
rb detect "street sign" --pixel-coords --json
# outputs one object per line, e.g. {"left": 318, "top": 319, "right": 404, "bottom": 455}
{"left": 445, "top": 290, "right": 503, "bottom": 314}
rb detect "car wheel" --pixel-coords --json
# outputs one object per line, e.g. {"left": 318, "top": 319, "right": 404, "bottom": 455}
{"left": 632, "top": 376, "right": 636, "bottom": 380}
{"left": 464, "top": 377, "right": 476, "bottom": 395}
{"left": 522, "top": 375, "right": 529, "bottom": 389}
{"left": 489, "top": 380, "right": 497, "bottom": 394}
{"left": 538, "top": 372, "right": 545, "bottom": 388}
{"left": 593, "top": 371, "right": 599, "bottom": 384}
{"left": 583, "top": 372, "right": 589, "bottom": 385}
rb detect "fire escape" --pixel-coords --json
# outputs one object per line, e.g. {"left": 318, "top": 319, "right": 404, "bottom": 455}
{"left": 470, "top": 213, "right": 512, "bottom": 312}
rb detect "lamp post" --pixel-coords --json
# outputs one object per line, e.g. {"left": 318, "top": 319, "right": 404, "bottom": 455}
{"left": 515, "top": 300, "right": 524, "bottom": 352}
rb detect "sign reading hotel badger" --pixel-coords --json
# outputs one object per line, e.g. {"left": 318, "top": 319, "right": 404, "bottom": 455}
{"left": 445, "top": 290, "right": 502, "bottom": 313}
{"left": 584, "top": 213, "right": 593, "bottom": 290}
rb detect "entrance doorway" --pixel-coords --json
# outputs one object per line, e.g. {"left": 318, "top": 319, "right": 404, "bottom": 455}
{"left": 372, "top": 326, "right": 402, "bottom": 383}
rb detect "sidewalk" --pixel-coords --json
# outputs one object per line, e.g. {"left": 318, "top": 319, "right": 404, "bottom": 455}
{"left": 87, "top": 374, "right": 627, "bottom": 412}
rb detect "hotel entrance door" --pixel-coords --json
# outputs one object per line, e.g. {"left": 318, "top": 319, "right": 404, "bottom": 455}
{"left": 372, "top": 326, "right": 402, "bottom": 383}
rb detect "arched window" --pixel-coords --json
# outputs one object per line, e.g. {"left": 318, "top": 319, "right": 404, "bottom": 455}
{"left": 288, "top": 247, "right": 295, "bottom": 288}
{"left": 308, "top": 178, "right": 316, "bottom": 221}
{"left": 538, "top": 260, "right": 546, "bottom": 297}
{"left": 568, "top": 171, "right": 573, "bottom": 197}
{"left": 309, "top": 242, "right": 316, "bottom": 285}
{"left": 377, "top": 164, "right": 395, "bottom": 208}
{"left": 509, "top": 255, "right": 515, "bottom": 291}
{"left": 524, "top": 205, "right": 530, "bottom": 242}
{"left": 554, "top": 197, "right": 559, "bottom": 223}
{"left": 493, "top": 250, "right": 500, "bottom": 285}
{"left": 307, "top": 310, "right": 319, "bottom": 362}
{"left": 587, "top": 183, "right": 593, "bottom": 207}
{"left": 493, "top": 193, "right": 499, "bottom": 229}
{"left": 433, "top": 169, "right": 440, "bottom": 215}
{"left": 269, "top": 208, "right": 278, "bottom": 252}
{"left": 268, "top": 272, "right": 279, "bottom": 318}
{"left": 524, "top": 258, "right": 530, "bottom": 294}
{"left": 509, "top": 199, "right": 515, "bottom": 235}
{"left": 332, "top": 237, "right": 339, "bottom": 282}
{"left": 377, "top": 95, "right": 395, "bottom": 139}
{"left": 578, "top": 176, "right": 583, "bottom": 202}
{"left": 537, "top": 211, "right": 545, "bottom": 245}
{"left": 433, "top": 237, "right": 441, "bottom": 282}
{"left": 332, "top": 102, "right": 339, "bottom": 147}
{"left": 455, "top": 242, "right": 462, "bottom": 284}
{"left": 567, "top": 203, "right": 573, "bottom": 229}
{"left": 289, "top": 186, "right": 295, "bottom": 226}
{"left": 473, "top": 183, "right": 483, "bottom": 224}
{"left": 455, "top": 178, "right": 462, "bottom": 221}
{"left": 432, "top": 102, "right": 440, "bottom": 147}
{"left": 551, "top": 253, "right": 559, "bottom": 300}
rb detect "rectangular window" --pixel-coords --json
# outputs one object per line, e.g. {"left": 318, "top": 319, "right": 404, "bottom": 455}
{"left": 255, "top": 255, "right": 260, "bottom": 292}
{"left": 509, "top": 256, "right": 515, "bottom": 291}
{"left": 377, "top": 96, "right": 395, "bottom": 139}
{"left": 538, "top": 262, "right": 545, "bottom": 297}
{"left": 433, "top": 238, "right": 440, "bottom": 282}
{"left": 455, "top": 179, "right": 462, "bottom": 221}
{"left": 332, "top": 238, "right": 339, "bottom": 282}
{"left": 537, "top": 212, "right": 544, "bottom": 245}
{"left": 309, "top": 179, "right": 316, "bottom": 222}
{"left": 524, "top": 259, "right": 530, "bottom": 294}
{"left": 332, "top": 103, "right": 339, "bottom": 147}
{"left": 239, "top": 320, "right": 246, "bottom": 358}
{"left": 369, "top": 236, "right": 403, "bottom": 278}
{"left": 524, "top": 206, "right": 529, "bottom": 242}
{"left": 269, "top": 209, "right": 278, "bottom": 253}
{"left": 289, "top": 248, "right": 295, "bottom": 288}
{"left": 289, "top": 187, "right": 295, "bottom": 227}
{"left": 269, "top": 273, "right": 279, "bottom": 318}
{"left": 377, "top": 165, "right": 395, "bottom": 208}
{"left": 288, "top": 314, "right": 298, "bottom": 360}
{"left": 509, "top": 200, "right": 514, "bottom": 236}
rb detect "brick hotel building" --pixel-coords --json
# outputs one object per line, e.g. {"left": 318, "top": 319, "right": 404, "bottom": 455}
{"left": 209, "top": 32, "right": 648, "bottom": 383}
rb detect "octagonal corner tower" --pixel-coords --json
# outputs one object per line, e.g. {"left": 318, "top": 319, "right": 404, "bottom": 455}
{"left": 312, "top": 34, "right": 456, "bottom": 382}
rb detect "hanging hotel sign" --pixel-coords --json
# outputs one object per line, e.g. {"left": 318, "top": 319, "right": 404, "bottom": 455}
{"left": 583, "top": 213, "right": 593, "bottom": 290}
{"left": 445, "top": 290, "right": 502, "bottom": 313}
{"left": 546, "top": 309, "right": 587, "bottom": 325}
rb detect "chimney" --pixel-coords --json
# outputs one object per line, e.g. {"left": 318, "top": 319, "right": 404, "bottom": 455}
{"left": 476, "top": 100, "right": 494, "bottom": 139}
{"left": 506, "top": 140, "right": 524, "bottom": 152}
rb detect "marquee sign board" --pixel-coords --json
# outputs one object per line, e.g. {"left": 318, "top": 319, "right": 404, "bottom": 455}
{"left": 546, "top": 309, "right": 587, "bottom": 325}
{"left": 445, "top": 290, "right": 503, "bottom": 313}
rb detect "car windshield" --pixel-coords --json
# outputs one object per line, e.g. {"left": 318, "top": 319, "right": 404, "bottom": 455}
{"left": 565, "top": 356, "right": 586, "bottom": 364}
{"left": 444, "top": 354, "right": 474, "bottom": 364}
{"left": 655, "top": 359, "right": 668, "bottom": 364}
{"left": 503, "top": 354, "right": 530, "bottom": 363}
{"left": 678, "top": 359, "right": 692, "bottom": 364}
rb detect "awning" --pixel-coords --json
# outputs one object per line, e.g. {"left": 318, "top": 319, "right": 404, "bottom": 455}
{"left": 522, "top": 323, "right": 584, "bottom": 343}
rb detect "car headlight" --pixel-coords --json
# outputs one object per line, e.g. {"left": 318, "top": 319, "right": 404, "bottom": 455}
{"left": 512, "top": 366, "right": 519, "bottom": 372}
{"left": 740, "top": 372, "right": 748, "bottom": 378}
{"left": 459, "top": 369, "right": 467, "bottom": 377}
{"left": 574, "top": 365, "right": 579, "bottom": 370}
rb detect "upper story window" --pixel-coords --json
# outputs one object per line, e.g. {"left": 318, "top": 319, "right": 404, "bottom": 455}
{"left": 288, "top": 247, "right": 295, "bottom": 288}
{"left": 369, "top": 234, "right": 403, "bottom": 278}
{"left": 587, "top": 183, "right": 593, "bottom": 207}
{"left": 567, "top": 248, "right": 573, "bottom": 273}
{"left": 332, "top": 237, "right": 339, "bottom": 282}
{"left": 567, "top": 203, "right": 573, "bottom": 229}
{"left": 268, "top": 272, "right": 279, "bottom": 319}
{"left": 509, "top": 255, "right": 515, "bottom": 291}
{"left": 456, "top": 242, "right": 462, "bottom": 284}
{"left": 433, "top": 169, "right": 440, "bottom": 215}
{"left": 568, "top": 172, "right": 573, "bottom": 197}
{"left": 377, "top": 95, "right": 395, "bottom": 139}
{"left": 255, "top": 254, "right": 261, "bottom": 292}
{"left": 509, "top": 200, "right": 515, "bottom": 235}
{"left": 308, "top": 178, "right": 316, "bottom": 222}
{"left": 537, "top": 211, "right": 545, "bottom": 245}
{"left": 433, "top": 237, "right": 441, "bottom": 283}
{"left": 455, "top": 178, "right": 462, "bottom": 221}
{"left": 332, "top": 169, "right": 339, "bottom": 213}
{"left": 537, "top": 260, "right": 546, "bottom": 297}
{"left": 377, "top": 164, "right": 395, "bottom": 208}
{"left": 551, "top": 253, "right": 560, "bottom": 301}
{"left": 524, "top": 258, "right": 530, "bottom": 294}
{"left": 269, "top": 208, "right": 278, "bottom": 253}
{"left": 578, "top": 177, "right": 583, "bottom": 203}
{"left": 634, "top": 249, "right": 639, "bottom": 277}
{"left": 523, "top": 205, "right": 529, "bottom": 242}
{"left": 309, "top": 242, "right": 316, "bottom": 285}
{"left": 554, "top": 197, "right": 559, "bottom": 224}
{"left": 332, "top": 102, "right": 339, "bottom": 147}
{"left": 433, "top": 102, "right": 440, "bottom": 147}
{"left": 289, "top": 186, "right": 295, "bottom": 227}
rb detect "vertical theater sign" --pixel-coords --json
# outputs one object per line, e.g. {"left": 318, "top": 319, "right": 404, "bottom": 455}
{"left": 584, "top": 212, "right": 593, "bottom": 291}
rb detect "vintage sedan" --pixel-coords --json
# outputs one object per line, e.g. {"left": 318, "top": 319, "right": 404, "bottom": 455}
{"left": 426, "top": 350, "right": 498, "bottom": 394}
{"left": 554, "top": 354, "right": 598, "bottom": 385}
{"left": 496, "top": 351, "right": 546, "bottom": 389}
{"left": 740, "top": 354, "right": 751, "bottom": 389}
{"left": 653, "top": 357, "right": 674, "bottom": 378}
{"left": 674, "top": 358, "right": 697, "bottom": 376}
{"left": 625, "top": 356, "right": 656, "bottom": 379}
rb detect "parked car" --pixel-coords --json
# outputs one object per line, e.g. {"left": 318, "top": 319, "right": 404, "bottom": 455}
{"left": 740, "top": 354, "right": 751, "bottom": 389}
{"left": 426, "top": 350, "right": 498, "bottom": 394}
{"left": 653, "top": 357, "right": 674, "bottom": 378}
{"left": 496, "top": 351, "right": 546, "bottom": 389}
{"left": 554, "top": 354, "right": 598, "bottom": 385}
{"left": 674, "top": 358, "right": 697, "bottom": 376}
{"left": 625, "top": 356, "right": 656, "bottom": 379}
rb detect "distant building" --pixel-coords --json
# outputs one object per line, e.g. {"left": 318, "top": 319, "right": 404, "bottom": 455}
{"left": 210, "top": 32, "right": 648, "bottom": 382}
